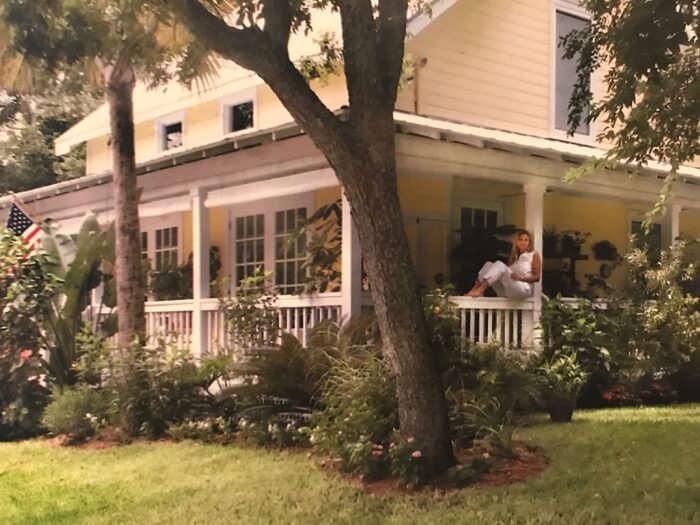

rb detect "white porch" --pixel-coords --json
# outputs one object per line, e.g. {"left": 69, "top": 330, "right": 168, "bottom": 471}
{"left": 6, "top": 112, "right": 700, "bottom": 355}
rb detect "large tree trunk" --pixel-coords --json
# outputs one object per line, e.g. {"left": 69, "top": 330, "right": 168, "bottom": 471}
{"left": 332, "top": 117, "right": 455, "bottom": 474}
{"left": 105, "top": 63, "right": 145, "bottom": 348}
{"left": 165, "top": 0, "right": 455, "bottom": 476}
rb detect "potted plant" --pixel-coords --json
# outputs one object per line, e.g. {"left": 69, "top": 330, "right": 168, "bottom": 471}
{"left": 537, "top": 354, "right": 588, "bottom": 423}
{"left": 560, "top": 230, "right": 590, "bottom": 259}
{"left": 591, "top": 240, "right": 619, "bottom": 261}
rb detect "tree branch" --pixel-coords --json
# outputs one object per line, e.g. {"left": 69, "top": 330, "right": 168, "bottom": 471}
{"left": 336, "top": 0, "right": 383, "bottom": 115}
{"left": 261, "top": 0, "right": 293, "bottom": 52}
{"left": 377, "top": 0, "right": 409, "bottom": 105}
{"left": 166, "top": 0, "right": 348, "bottom": 167}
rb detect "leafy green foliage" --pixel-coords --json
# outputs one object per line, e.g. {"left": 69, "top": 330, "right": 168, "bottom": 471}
{"left": 564, "top": 0, "right": 700, "bottom": 221}
{"left": 0, "top": 88, "right": 99, "bottom": 193}
{"left": 41, "top": 384, "right": 109, "bottom": 440}
{"left": 148, "top": 246, "right": 221, "bottom": 300}
{"left": 40, "top": 216, "right": 116, "bottom": 385}
{"left": 219, "top": 269, "right": 280, "bottom": 352}
{"left": 0, "top": 230, "right": 56, "bottom": 439}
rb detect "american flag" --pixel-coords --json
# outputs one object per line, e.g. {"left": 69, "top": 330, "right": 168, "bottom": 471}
{"left": 6, "top": 203, "right": 42, "bottom": 254}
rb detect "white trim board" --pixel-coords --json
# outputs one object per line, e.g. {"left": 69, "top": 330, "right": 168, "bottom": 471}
{"left": 205, "top": 168, "right": 338, "bottom": 208}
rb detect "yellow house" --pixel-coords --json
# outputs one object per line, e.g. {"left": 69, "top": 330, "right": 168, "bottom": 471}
{"left": 3, "top": 0, "right": 700, "bottom": 353}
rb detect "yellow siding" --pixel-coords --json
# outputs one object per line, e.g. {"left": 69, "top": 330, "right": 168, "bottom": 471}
{"left": 86, "top": 138, "right": 111, "bottom": 175}
{"left": 399, "top": 174, "right": 450, "bottom": 289}
{"left": 681, "top": 210, "right": 700, "bottom": 238}
{"left": 185, "top": 100, "right": 221, "bottom": 148}
{"left": 544, "top": 195, "right": 628, "bottom": 291}
{"left": 407, "top": 0, "right": 551, "bottom": 136}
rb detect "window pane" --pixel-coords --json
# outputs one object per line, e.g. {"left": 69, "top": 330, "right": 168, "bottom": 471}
{"left": 474, "top": 208, "right": 485, "bottom": 229}
{"left": 461, "top": 208, "right": 473, "bottom": 230}
{"left": 256, "top": 214, "right": 264, "bottom": 236}
{"left": 245, "top": 216, "right": 254, "bottom": 237}
{"left": 231, "top": 101, "right": 254, "bottom": 132}
{"left": 236, "top": 217, "right": 244, "bottom": 238}
{"left": 163, "top": 121, "right": 183, "bottom": 150}
{"left": 156, "top": 229, "right": 162, "bottom": 250}
{"left": 555, "top": 11, "right": 589, "bottom": 133}
{"left": 275, "top": 211, "right": 284, "bottom": 234}
{"left": 256, "top": 239, "right": 264, "bottom": 262}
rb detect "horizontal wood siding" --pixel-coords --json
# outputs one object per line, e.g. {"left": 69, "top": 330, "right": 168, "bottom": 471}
{"left": 407, "top": 0, "right": 551, "bottom": 136}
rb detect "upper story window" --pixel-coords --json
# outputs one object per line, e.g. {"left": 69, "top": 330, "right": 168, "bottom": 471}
{"left": 156, "top": 113, "right": 185, "bottom": 152}
{"left": 227, "top": 101, "right": 254, "bottom": 133}
{"left": 554, "top": 7, "right": 590, "bottom": 136}
{"left": 221, "top": 90, "right": 257, "bottom": 136}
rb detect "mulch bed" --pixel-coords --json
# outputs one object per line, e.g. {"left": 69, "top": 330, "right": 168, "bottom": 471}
{"left": 326, "top": 442, "right": 550, "bottom": 496}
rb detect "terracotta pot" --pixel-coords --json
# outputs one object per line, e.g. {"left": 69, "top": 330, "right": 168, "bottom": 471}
{"left": 546, "top": 397, "right": 576, "bottom": 423}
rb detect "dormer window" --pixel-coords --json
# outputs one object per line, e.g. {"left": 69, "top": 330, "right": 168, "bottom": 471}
{"left": 156, "top": 112, "right": 185, "bottom": 152}
{"left": 221, "top": 90, "right": 257, "bottom": 136}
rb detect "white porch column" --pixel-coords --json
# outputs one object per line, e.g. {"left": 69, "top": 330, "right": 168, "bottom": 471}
{"left": 341, "top": 192, "right": 362, "bottom": 321}
{"left": 661, "top": 202, "right": 682, "bottom": 248}
{"left": 191, "top": 187, "right": 210, "bottom": 357}
{"left": 524, "top": 183, "right": 546, "bottom": 347}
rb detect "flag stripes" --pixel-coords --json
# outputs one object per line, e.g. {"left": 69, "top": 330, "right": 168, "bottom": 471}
{"left": 6, "top": 203, "right": 42, "bottom": 254}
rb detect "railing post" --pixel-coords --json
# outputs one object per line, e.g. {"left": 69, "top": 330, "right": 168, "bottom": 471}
{"left": 524, "top": 183, "right": 546, "bottom": 349}
{"left": 191, "top": 187, "right": 210, "bottom": 357}
{"left": 341, "top": 192, "right": 362, "bottom": 321}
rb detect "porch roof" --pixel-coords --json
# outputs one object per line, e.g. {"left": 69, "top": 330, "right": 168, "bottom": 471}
{"left": 5, "top": 110, "right": 700, "bottom": 211}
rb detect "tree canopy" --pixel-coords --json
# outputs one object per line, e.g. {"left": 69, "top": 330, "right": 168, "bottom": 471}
{"left": 566, "top": 1, "right": 700, "bottom": 184}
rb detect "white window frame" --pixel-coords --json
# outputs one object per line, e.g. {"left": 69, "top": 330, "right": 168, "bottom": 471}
{"left": 140, "top": 214, "right": 184, "bottom": 269}
{"left": 228, "top": 193, "right": 313, "bottom": 295}
{"left": 549, "top": 0, "right": 597, "bottom": 145}
{"left": 155, "top": 111, "right": 185, "bottom": 153}
{"left": 220, "top": 88, "right": 258, "bottom": 137}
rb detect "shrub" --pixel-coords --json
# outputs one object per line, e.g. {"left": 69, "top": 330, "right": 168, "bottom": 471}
{"left": 310, "top": 339, "right": 398, "bottom": 475}
{"left": 389, "top": 435, "right": 428, "bottom": 488}
{"left": 219, "top": 269, "right": 280, "bottom": 352}
{"left": 167, "top": 416, "right": 235, "bottom": 444}
{"left": 457, "top": 397, "right": 519, "bottom": 455}
{"left": 541, "top": 296, "right": 614, "bottom": 406}
{"left": 42, "top": 385, "right": 108, "bottom": 439}
{"left": 0, "top": 230, "right": 56, "bottom": 439}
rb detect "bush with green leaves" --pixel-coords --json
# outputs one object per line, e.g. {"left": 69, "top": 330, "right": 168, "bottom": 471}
{"left": 219, "top": 269, "right": 280, "bottom": 352}
{"left": 541, "top": 295, "right": 614, "bottom": 406}
{"left": 389, "top": 435, "right": 428, "bottom": 488}
{"left": 76, "top": 335, "right": 229, "bottom": 438}
{"left": 309, "top": 337, "right": 398, "bottom": 476}
{"left": 167, "top": 416, "right": 235, "bottom": 444}
{"left": 0, "top": 230, "right": 56, "bottom": 439}
{"left": 41, "top": 384, "right": 109, "bottom": 439}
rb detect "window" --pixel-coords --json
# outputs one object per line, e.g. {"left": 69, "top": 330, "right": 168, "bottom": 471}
{"left": 460, "top": 206, "right": 499, "bottom": 231}
{"left": 156, "top": 113, "right": 185, "bottom": 152}
{"left": 274, "top": 208, "right": 307, "bottom": 294}
{"left": 222, "top": 91, "right": 256, "bottom": 136}
{"left": 554, "top": 9, "right": 590, "bottom": 135}
{"left": 140, "top": 215, "right": 182, "bottom": 271}
{"left": 631, "top": 220, "right": 662, "bottom": 263}
{"left": 234, "top": 214, "right": 265, "bottom": 284}
{"left": 227, "top": 101, "right": 254, "bottom": 133}
{"left": 155, "top": 226, "right": 179, "bottom": 270}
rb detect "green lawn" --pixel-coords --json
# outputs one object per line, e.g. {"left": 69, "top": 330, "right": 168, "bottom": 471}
{"left": 1, "top": 406, "right": 699, "bottom": 525}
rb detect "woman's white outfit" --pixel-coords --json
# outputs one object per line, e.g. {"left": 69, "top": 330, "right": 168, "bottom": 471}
{"left": 477, "top": 251, "right": 535, "bottom": 300}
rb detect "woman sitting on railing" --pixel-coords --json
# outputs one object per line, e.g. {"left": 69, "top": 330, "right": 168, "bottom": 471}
{"left": 465, "top": 229, "right": 541, "bottom": 299}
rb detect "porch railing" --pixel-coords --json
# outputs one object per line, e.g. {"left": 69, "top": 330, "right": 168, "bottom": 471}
{"left": 91, "top": 294, "right": 537, "bottom": 354}
{"left": 450, "top": 297, "right": 536, "bottom": 348}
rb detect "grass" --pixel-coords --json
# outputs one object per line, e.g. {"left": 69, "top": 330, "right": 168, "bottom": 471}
{"left": 1, "top": 405, "right": 699, "bottom": 524}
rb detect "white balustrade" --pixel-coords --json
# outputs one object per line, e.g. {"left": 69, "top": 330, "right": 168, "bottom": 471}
{"left": 450, "top": 296, "right": 536, "bottom": 348}
{"left": 90, "top": 293, "right": 538, "bottom": 354}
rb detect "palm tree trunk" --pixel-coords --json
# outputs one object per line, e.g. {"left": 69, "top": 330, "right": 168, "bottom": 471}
{"left": 105, "top": 62, "right": 145, "bottom": 348}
